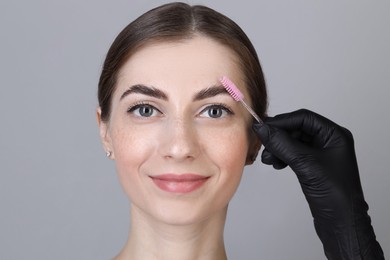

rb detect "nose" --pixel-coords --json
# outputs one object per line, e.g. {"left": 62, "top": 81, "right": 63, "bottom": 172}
{"left": 158, "top": 118, "right": 200, "bottom": 162}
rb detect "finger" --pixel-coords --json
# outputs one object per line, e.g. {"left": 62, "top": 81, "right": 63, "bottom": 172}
{"left": 261, "top": 149, "right": 275, "bottom": 164}
{"left": 273, "top": 161, "right": 288, "bottom": 170}
{"left": 262, "top": 150, "right": 288, "bottom": 170}
{"left": 264, "top": 109, "right": 339, "bottom": 147}
{"left": 254, "top": 123, "right": 312, "bottom": 165}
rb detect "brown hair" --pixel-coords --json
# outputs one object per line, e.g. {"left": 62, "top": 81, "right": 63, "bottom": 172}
{"left": 98, "top": 2, "right": 267, "bottom": 122}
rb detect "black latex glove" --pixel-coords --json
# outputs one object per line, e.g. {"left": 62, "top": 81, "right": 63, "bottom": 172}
{"left": 253, "top": 109, "right": 384, "bottom": 260}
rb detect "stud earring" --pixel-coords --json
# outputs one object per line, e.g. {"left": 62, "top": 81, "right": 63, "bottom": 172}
{"left": 106, "top": 151, "right": 112, "bottom": 158}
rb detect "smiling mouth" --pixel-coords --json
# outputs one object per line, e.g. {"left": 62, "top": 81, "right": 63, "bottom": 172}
{"left": 150, "top": 174, "right": 210, "bottom": 194}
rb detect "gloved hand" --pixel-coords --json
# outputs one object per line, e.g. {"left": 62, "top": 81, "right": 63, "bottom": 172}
{"left": 253, "top": 109, "right": 384, "bottom": 260}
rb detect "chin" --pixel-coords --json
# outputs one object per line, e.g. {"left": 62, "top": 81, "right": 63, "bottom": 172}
{"left": 137, "top": 199, "right": 229, "bottom": 226}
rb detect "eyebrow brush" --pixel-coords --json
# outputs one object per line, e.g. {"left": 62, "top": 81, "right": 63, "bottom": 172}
{"left": 220, "top": 76, "right": 263, "bottom": 125}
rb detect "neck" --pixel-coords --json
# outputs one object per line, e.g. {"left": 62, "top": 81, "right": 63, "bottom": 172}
{"left": 115, "top": 205, "right": 228, "bottom": 260}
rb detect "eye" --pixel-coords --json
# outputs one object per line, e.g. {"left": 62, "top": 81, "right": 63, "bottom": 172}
{"left": 127, "top": 103, "right": 162, "bottom": 118}
{"left": 199, "top": 104, "right": 233, "bottom": 119}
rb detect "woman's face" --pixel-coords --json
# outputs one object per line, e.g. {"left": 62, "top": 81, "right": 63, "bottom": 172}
{"left": 98, "top": 36, "right": 259, "bottom": 225}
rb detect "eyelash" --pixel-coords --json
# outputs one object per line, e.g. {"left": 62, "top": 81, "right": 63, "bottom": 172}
{"left": 126, "top": 102, "right": 234, "bottom": 118}
{"left": 127, "top": 101, "right": 162, "bottom": 116}
{"left": 199, "top": 103, "right": 234, "bottom": 118}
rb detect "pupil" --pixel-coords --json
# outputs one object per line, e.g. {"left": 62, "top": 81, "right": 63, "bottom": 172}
{"left": 140, "top": 106, "right": 153, "bottom": 117}
{"left": 208, "top": 107, "right": 222, "bottom": 118}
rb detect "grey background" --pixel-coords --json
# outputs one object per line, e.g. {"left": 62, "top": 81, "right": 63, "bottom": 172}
{"left": 1, "top": 0, "right": 389, "bottom": 259}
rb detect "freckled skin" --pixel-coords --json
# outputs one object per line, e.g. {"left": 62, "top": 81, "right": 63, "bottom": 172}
{"left": 98, "top": 36, "right": 257, "bottom": 226}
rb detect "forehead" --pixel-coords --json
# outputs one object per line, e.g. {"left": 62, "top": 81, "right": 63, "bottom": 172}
{"left": 116, "top": 36, "right": 244, "bottom": 92}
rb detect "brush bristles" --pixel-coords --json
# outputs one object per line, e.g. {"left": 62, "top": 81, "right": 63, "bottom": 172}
{"left": 220, "top": 76, "right": 244, "bottom": 101}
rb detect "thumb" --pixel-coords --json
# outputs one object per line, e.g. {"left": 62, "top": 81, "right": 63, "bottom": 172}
{"left": 253, "top": 122, "right": 270, "bottom": 146}
{"left": 253, "top": 123, "right": 287, "bottom": 169}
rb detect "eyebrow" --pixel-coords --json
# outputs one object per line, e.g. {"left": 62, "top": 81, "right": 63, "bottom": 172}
{"left": 119, "top": 84, "right": 229, "bottom": 101}
{"left": 192, "top": 85, "right": 230, "bottom": 101}
{"left": 120, "top": 84, "right": 168, "bottom": 101}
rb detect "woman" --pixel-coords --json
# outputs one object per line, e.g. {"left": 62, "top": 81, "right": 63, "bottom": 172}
{"left": 97, "top": 2, "right": 383, "bottom": 259}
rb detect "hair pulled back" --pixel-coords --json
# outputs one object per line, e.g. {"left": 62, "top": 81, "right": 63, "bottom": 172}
{"left": 98, "top": 2, "right": 267, "bottom": 122}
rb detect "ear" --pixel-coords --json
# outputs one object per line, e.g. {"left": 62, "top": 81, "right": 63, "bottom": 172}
{"left": 96, "top": 107, "right": 114, "bottom": 159}
{"left": 245, "top": 131, "right": 261, "bottom": 165}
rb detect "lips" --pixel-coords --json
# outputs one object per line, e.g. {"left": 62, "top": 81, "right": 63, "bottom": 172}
{"left": 150, "top": 174, "right": 209, "bottom": 194}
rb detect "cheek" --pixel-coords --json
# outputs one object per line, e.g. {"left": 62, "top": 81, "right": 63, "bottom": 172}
{"left": 199, "top": 124, "right": 249, "bottom": 209}
{"left": 110, "top": 125, "right": 156, "bottom": 192}
{"left": 200, "top": 124, "right": 249, "bottom": 174}
{"left": 112, "top": 121, "right": 250, "bottom": 173}
{"left": 112, "top": 126, "right": 154, "bottom": 162}
{"left": 110, "top": 117, "right": 249, "bottom": 198}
